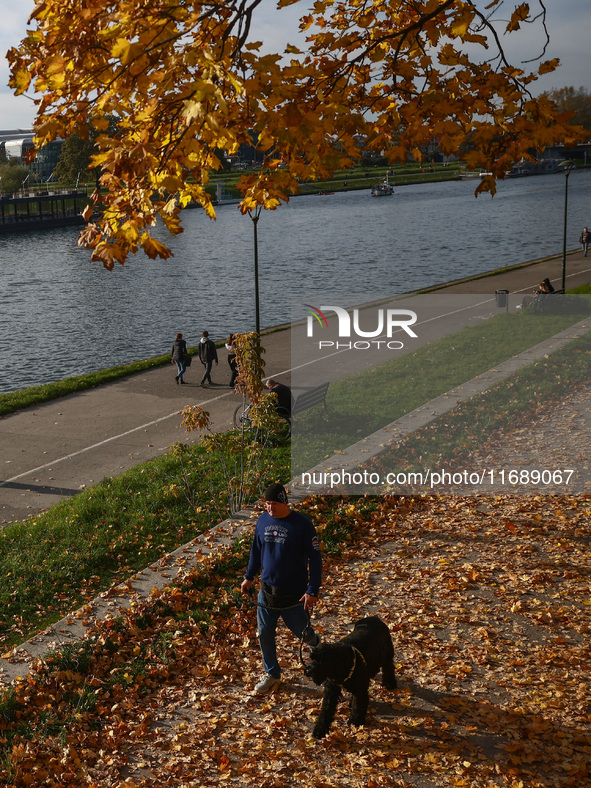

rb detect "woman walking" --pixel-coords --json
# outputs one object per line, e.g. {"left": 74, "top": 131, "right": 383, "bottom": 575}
{"left": 226, "top": 333, "right": 239, "bottom": 388}
{"left": 171, "top": 332, "right": 188, "bottom": 384}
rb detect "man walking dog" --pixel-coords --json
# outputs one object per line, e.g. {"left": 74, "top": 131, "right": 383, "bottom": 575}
{"left": 241, "top": 483, "right": 322, "bottom": 694}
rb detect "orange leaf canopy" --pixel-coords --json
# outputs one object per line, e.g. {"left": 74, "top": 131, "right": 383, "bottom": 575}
{"left": 7, "top": 0, "right": 581, "bottom": 265}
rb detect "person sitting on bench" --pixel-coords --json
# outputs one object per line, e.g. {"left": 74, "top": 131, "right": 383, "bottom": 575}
{"left": 535, "top": 277, "right": 554, "bottom": 295}
{"left": 520, "top": 277, "right": 555, "bottom": 308}
{"left": 265, "top": 379, "right": 294, "bottom": 416}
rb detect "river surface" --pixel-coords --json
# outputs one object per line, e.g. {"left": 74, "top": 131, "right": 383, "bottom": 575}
{"left": 1, "top": 169, "right": 590, "bottom": 394}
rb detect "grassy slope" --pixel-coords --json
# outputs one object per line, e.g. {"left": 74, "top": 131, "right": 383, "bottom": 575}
{"left": 0, "top": 438, "right": 290, "bottom": 651}
{"left": 293, "top": 301, "right": 591, "bottom": 469}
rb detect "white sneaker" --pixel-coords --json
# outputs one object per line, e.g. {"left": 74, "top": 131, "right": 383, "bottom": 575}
{"left": 253, "top": 674, "right": 282, "bottom": 694}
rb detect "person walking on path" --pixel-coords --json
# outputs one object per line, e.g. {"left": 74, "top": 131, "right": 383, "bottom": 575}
{"left": 580, "top": 227, "right": 591, "bottom": 256}
{"left": 197, "top": 331, "right": 218, "bottom": 387}
{"left": 225, "top": 333, "right": 239, "bottom": 388}
{"left": 171, "top": 332, "right": 188, "bottom": 385}
{"left": 241, "top": 483, "right": 322, "bottom": 694}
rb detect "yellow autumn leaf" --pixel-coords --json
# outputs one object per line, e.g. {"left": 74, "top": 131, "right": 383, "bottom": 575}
{"left": 141, "top": 234, "right": 174, "bottom": 259}
{"left": 538, "top": 58, "right": 560, "bottom": 75}
{"left": 11, "top": 67, "right": 31, "bottom": 95}
{"left": 45, "top": 53, "right": 66, "bottom": 76}
{"left": 111, "top": 37, "right": 132, "bottom": 62}
{"left": 451, "top": 13, "right": 473, "bottom": 39}
{"left": 91, "top": 241, "right": 126, "bottom": 270}
{"left": 506, "top": 2, "right": 530, "bottom": 32}
{"left": 48, "top": 71, "right": 67, "bottom": 89}
{"left": 155, "top": 175, "right": 183, "bottom": 193}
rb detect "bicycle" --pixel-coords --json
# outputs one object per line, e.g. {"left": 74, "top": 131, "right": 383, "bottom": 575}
{"left": 233, "top": 401, "right": 291, "bottom": 444}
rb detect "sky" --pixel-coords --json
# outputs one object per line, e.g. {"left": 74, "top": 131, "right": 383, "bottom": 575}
{"left": 1, "top": 0, "right": 589, "bottom": 131}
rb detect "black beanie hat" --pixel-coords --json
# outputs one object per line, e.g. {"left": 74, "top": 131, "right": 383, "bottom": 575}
{"left": 264, "top": 483, "right": 289, "bottom": 504}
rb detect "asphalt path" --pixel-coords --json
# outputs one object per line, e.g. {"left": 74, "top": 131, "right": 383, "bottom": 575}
{"left": 1, "top": 249, "right": 590, "bottom": 523}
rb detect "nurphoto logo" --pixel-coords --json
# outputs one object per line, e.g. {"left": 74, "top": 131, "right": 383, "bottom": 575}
{"left": 304, "top": 304, "right": 418, "bottom": 350}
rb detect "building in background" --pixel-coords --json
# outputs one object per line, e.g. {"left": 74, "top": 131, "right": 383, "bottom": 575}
{"left": 1, "top": 129, "right": 63, "bottom": 182}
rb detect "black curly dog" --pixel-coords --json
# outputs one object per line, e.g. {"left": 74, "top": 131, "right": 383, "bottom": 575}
{"left": 304, "top": 616, "right": 397, "bottom": 739}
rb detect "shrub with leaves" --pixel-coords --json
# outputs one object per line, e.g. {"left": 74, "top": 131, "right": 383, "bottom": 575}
{"left": 180, "top": 333, "right": 286, "bottom": 514}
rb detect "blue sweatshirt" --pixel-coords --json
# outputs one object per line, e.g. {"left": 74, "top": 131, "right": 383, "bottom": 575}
{"left": 245, "top": 510, "right": 322, "bottom": 597}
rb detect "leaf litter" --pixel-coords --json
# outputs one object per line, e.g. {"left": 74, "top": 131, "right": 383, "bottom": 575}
{"left": 0, "top": 490, "right": 589, "bottom": 788}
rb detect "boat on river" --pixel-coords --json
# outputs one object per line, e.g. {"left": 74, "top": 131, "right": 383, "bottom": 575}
{"left": 506, "top": 158, "right": 564, "bottom": 177}
{"left": 459, "top": 170, "right": 492, "bottom": 180}
{"left": 370, "top": 175, "right": 394, "bottom": 196}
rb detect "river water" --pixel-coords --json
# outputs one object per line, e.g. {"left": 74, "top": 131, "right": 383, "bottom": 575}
{"left": 1, "top": 170, "right": 590, "bottom": 394}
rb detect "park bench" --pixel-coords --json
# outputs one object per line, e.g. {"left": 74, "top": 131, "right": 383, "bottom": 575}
{"left": 268, "top": 382, "right": 330, "bottom": 443}
{"left": 284, "top": 382, "right": 331, "bottom": 417}
{"left": 235, "top": 382, "right": 330, "bottom": 443}
{"left": 532, "top": 289, "right": 565, "bottom": 312}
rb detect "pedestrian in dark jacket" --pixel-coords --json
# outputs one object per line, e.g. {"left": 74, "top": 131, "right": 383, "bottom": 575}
{"left": 171, "top": 333, "right": 188, "bottom": 384}
{"left": 535, "top": 277, "right": 554, "bottom": 294}
{"left": 265, "top": 379, "right": 294, "bottom": 415}
{"left": 580, "top": 227, "right": 591, "bottom": 256}
{"left": 241, "top": 483, "right": 321, "bottom": 694}
{"left": 197, "top": 331, "right": 218, "bottom": 387}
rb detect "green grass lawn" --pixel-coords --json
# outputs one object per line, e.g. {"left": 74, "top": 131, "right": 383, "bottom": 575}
{"left": 292, "top": 298, "right": 591, "bottom": 471}
{"left": 366, "top": 330, "right": 591, "bottom": 487}
{"left": 0, "top": 355, "right": 173, "bottom": 418}
{"left": 570, "top": 283, "right": 591, "bottom": 294}
{"left": 0, "top": 341, "right": 209, "bottom": 418}
{"left": 0, "top": 438, "right": 290, "bottom": 652}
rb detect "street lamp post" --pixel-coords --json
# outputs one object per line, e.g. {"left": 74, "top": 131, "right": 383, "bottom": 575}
{"left": 560, "top": 161, "right": 575, "bottom": 292}
{"left": 248, "top": 206, "right": 262, "bottom": 335}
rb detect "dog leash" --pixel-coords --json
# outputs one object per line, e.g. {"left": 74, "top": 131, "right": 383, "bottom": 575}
{"left": 244, "top": 586, "right": 306, "bottom": 612}
{"left": 245, "top": 587, "right": 315, "bottom": 667}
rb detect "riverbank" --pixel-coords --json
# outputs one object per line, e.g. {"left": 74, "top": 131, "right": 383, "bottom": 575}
{"left": 4, "top": 170, "right": 591, "bottom": 396}
{"left": 214, "top": 160, "right": 591, "bottom": 200}
{"left": 211, "top": 161, "right": 466, "bottom": 202}
{"left": 0, "top": 187, "right": 91, "bottom": 234}
{"left": 1, "top": 247, "right": 587, "bottom": 420}
{"left": 1, "top": 247, "right": 590, "bottom": 523}
{"left": 4, "top": 302, "right": 590, "bottom": 619}
{"left": 0, "top": 305, "right": 588, "bottom": 667}
{"left": 0, "top": 163, "right": 462, "bottom": 235}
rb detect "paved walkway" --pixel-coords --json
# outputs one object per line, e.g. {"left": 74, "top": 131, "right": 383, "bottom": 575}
{"left": 1, "top": 249, "right": 590, "bottom": 523}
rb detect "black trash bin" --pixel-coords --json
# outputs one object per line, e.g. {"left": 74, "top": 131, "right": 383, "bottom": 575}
{"left": 495, "top": 289, "right": 509, "bottom": 308}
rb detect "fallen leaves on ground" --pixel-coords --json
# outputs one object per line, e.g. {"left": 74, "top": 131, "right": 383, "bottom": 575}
{"left": 1, "top": 493, "right": 590, "bottom": 787}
